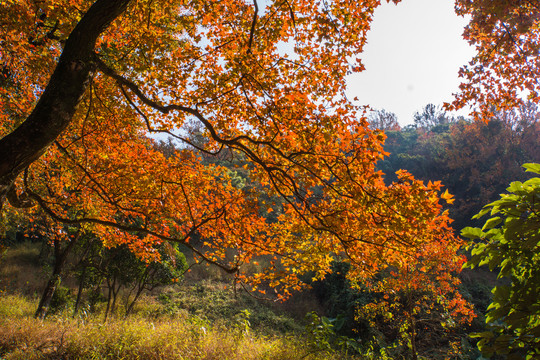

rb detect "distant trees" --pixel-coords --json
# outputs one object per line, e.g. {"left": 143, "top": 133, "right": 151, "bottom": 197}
{"left": 368, "top": 109, "right": 401, "bottom": 131}
{"left": 378, "top": 102, "right": 540, "bottom": 229}
{"left": 413, "top": 104, "right": 454, "bottom": 131}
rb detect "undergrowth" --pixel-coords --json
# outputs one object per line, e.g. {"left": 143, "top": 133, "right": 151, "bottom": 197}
{"left": 0, "top": 243, "right": 360, "bottom": 359}
{"left": 0, "top": 294, "right": 356, "bottom": 360}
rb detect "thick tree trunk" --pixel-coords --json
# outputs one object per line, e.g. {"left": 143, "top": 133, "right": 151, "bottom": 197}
{"left": 0, "top": 0, "right": 131, "bottom": 209}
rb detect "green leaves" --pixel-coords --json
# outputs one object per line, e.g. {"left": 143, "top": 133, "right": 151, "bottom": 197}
{"left": 462, "top": 163, "right": 540, "bottom": 358}
{"left": 461, "top": 226, "right": 483, "bottom": 240}
{"left": 482, "top": 216, "right": 501, "bottom": 231}
{"left": 523, "top": 163, "right": 540, "bottom": 174}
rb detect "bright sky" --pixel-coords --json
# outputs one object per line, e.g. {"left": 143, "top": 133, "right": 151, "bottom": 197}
{"left": 347, "top": 0, "right": 476, "bottom": 125}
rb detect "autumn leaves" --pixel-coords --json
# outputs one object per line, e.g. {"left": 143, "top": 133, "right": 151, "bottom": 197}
{"left": 3, "top": 2, "right": 537, "bottom": 356}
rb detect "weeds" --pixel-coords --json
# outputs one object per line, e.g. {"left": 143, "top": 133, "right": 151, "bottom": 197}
{"left": 0, "top": 243, "right": 360, "bottom": 359}
{"left": 0, "top": 294, "right": 359, "bottom": 359}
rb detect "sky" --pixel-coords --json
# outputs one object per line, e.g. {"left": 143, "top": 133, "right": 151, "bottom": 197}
{"left": 347, "top": 0, "right": 477, "bottom": 125}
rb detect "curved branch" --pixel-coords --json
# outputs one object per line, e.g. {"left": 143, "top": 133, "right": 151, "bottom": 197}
{"left": 27, "top": 187, "right": 239, "bottom": 274}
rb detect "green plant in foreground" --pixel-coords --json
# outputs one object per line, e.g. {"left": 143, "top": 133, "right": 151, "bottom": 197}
{"left": 235, "top": 309, "right": 252, "bottom": 336}
{"left": 304, "top": 312, "right": 360, "bottom": 357}
{"left": 462, "top": 163, "right": 540, "bottom": 359}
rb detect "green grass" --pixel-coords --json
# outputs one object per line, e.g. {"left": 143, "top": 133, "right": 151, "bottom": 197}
{"left": 154, "top": 280, "right": 304, "bottom": 335}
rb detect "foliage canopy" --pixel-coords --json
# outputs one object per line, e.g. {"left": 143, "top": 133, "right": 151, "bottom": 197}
{"left": 0, "top": 0, "right": 470, "bottom": 301}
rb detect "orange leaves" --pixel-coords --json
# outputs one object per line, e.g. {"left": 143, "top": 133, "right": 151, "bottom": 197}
{"left": 451, "top": 0, "right": 540, "bottom": 117}
{"left": 440, "top": 189, "right": 455, "bottom": 204}
{"left": 1, "top": 0, "right": 471, "bottom": 314}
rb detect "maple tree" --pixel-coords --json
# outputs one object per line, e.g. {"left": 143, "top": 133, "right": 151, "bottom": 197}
{"left": 450, "top": 0, "right": 540, "bottom": 117}
{"left": 0, "top": 0, "right": 471, "bottom": 321}
{"left": 357, "top": 173, "right": 474, "bottom": 359}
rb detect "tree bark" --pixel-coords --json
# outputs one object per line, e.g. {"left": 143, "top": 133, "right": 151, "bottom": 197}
{"left": 34, "top": 234, "right": 78, "bottom": 319}
{"left": 73, "top": 264, "right": 87, "bottom": 317}
{"left": 0, "top": 0, "right": 131, "bottom": 209}
{"left": 34, "top": 273, "right": 62, "bottom": 320}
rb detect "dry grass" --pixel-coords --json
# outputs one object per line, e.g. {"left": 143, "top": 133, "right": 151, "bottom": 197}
{"left": 0, "top": 244, "right": 361, "bottom": 359}
{"left": 0, "top": 293, "right": 36, "bottom": 317}
{"left": 0, "top": 295, "right": 355, "bottom": 360}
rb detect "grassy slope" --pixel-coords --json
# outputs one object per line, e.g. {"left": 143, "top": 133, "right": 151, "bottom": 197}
{"left": 0, "top": 242, "right": 360, "bottom": 360}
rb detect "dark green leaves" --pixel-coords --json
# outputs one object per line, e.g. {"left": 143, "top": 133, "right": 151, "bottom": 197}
{"left": 462, "top": 163, "right": 540, "bottom": 358}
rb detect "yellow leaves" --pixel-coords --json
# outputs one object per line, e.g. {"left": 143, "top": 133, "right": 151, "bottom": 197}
{"left": 440, "top": 189, "right": 455, "bottom": 204}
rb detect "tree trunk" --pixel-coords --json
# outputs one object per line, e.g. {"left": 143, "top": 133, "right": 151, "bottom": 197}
{"left": 410, "top": 317, "right": 418, "bottom": 360}
{"left": 73, "top": 264, "right": 87, "bottom": 317}
{"left": 72, "top": 238, "right": 96, "bottom": 317}
{"left": 34, "top": 273, "right": 62, "bottom": 320}
{"left": 125, "top": 268, "right": 151, "bottom": 317}
{"left": 125, "top": 283, "right": 144, "bottom": 317}
{"left": 34, "top": 234, "right": 79, "bottom": 319}
{"left": 0, "top": 0, "right": 131, "bottom": 209}
{"left": 104, "top": 278, "right": 113, "bottom": 322}
{"left": 110, "top": 281, "right": 121, "bottom": 315}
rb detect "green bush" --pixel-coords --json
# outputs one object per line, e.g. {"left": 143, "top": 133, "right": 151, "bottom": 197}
{"left": 49, "top": 286, "right": 73, "bottom": 314}
{"left": 462, "top": 163, "right": 540, "bottom": 359}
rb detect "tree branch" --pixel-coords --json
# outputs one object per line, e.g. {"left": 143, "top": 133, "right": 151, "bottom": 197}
{"left": 0, "top": 0, "right": 132, "bottom": 208}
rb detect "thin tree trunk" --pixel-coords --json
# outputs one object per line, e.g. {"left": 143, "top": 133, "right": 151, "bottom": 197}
{"left": 34, "top": 273, "right": 62, "bottom": 320}
{"left": 34, "top": 234, "right": 78, "bottom": 319}
{"left": 110, "top": 279, "right": 123, "bottom": 316}
{"left": 104, "top": 278, "right": 113, "bottom": 322}
{"left": 406, "top": 289, "right": 418, "bottom": 360}
{"left": 125, "top": 268, "right": 151, "bottom": 317}
{"left": 125, "top": 283, "right": 145, "bottom": 317}
{"left": 72, "top": 238, "right": 96, "bottom": 317}
{"left": 411, "top": 317, "right": 417, "bottom": 360}
{"left": 111, "top": 282, "right": 118, "bottom": 315}
{"left": 73, "top": 264, "right": 87, "bottom": 317}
